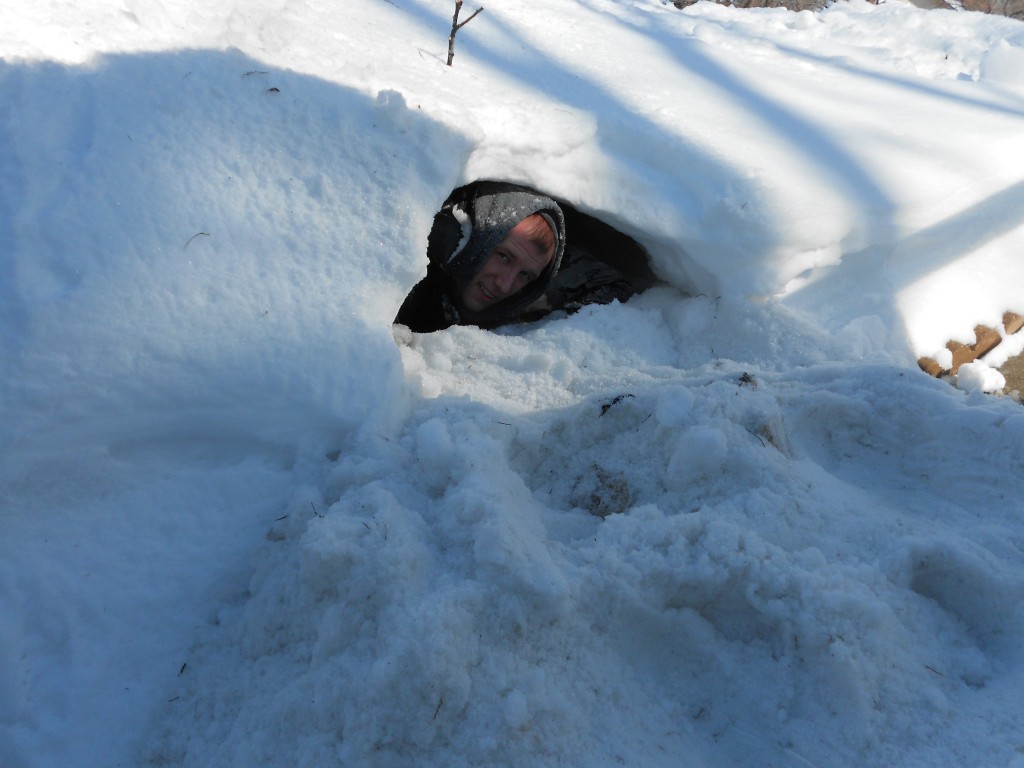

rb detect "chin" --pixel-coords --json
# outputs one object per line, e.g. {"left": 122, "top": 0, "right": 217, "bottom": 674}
{"left": 461, "top": 286, "right": 488, "bottom": 313}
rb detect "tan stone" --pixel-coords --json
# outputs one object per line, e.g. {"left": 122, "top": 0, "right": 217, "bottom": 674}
{"left": 918, "top": 357, "right": 944, "bottom": 376}
{"left": 946, "top": 325, "right": 1003, "bottom": 374}
{"left": 962, "top": 0, "right": 1024, "bottom": 19}
{"left": 918, "top": 312, "right": 1024, "bottom": 379}
{"left": 673, "top": 0, "right": 1024, "bottom": 19}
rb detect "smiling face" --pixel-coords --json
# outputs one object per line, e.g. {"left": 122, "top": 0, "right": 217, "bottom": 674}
{"left": 459, "top": 214, "right": 556, "bottom": 313}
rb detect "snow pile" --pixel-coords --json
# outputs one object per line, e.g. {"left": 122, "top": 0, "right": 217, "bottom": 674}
{"left": 149, "top": 300, "right": 1024, "bottom": 767}
{"left": 955, "top": 359, "right": 1007, "bottom": 393}
{"left": 2, "top": 1, "right": 1024, "bottom": 767}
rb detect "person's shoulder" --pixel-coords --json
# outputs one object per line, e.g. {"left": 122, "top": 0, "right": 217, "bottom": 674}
{"left": 394, "top": 266, "right": 458, "bottom": 333}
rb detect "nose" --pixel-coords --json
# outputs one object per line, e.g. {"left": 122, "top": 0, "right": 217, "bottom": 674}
{"left": 494, "top": 265, "right": 517, "bottom": 296}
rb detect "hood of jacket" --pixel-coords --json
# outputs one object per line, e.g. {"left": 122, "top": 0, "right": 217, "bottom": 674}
{"left": 426, "top": 180, "right": 566, "bottom": 327}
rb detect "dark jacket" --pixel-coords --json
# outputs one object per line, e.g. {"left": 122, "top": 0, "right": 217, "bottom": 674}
{"left": 395, "top": 181, "right": 656, "bottom": 333}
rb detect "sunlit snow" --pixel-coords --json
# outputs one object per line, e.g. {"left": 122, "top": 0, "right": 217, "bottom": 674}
{"left": 2, "top": 1, "right": 1023, "bottom": 767}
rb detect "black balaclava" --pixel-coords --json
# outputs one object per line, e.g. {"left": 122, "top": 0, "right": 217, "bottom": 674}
{"left": 426, "top": 181, "right": 566, "bottom": 327}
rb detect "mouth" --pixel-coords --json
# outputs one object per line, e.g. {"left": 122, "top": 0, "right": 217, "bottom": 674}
{"left": 463, "top": 280, "right": 505, "bottom": 313}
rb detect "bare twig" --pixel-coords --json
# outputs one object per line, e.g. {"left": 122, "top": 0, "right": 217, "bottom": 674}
{"left": 447, "top": 0, "right": 483, "bottom": 66}
{"left": 184, "top": 232, "right": 209, "bottom": 249}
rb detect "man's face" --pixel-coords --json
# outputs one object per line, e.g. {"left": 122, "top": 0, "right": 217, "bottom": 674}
{"left": 460, "top": 217, "right": 555, "bottom": 313}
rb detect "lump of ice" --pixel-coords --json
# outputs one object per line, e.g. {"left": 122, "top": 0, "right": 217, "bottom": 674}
{"left": 954, "top": 360, "right": 1006, "bottom": 394}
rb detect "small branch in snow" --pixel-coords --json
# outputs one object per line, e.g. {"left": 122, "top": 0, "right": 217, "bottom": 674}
{"left": 447, "top": 0, "right": 483, "bottom": 67}
{"left": 184, "top": 232, "right": 210, "bottom": 249}
{"left": 745, "top": 427, "right": 767, "bottom": 448}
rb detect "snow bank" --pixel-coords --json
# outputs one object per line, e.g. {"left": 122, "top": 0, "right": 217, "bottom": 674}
{"left": 0, "top": 46, "right": 462, "bottom": 767}
{"left": 3, "top": 2, "right": 1024, "bottom": 768}
{"left": 1, "top": 50, "right": 460, "bottom": 450}
{"left": 150, "top": 298, "right": 1024, "bottom": 767}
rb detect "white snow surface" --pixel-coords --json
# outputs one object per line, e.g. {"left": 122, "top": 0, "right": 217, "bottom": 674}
{"left": 2, "top": 1, "right": 1024, "bottom": 767}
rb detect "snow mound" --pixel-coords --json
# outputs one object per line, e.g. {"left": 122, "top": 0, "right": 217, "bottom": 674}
{"left": 148, "top": 300, "right": 1024, "bottom": 768}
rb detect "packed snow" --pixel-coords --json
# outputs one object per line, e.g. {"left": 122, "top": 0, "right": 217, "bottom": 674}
{"left": 2, "top": 1, "right": 1023, "bottom": 767}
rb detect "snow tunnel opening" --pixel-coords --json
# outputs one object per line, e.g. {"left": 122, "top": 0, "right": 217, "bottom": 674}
{"left": 394, "top": 180, "right": 661, "bottom": 334}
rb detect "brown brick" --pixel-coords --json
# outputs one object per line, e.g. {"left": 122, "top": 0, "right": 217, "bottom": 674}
{"left": 946, "top": 340, "right": 974, "bottom": 374}
{"left": 920, "top": 310, "right": 1023, "bottom": 379}
{"left": 972, "top": 325, "right": 1001, "bottom": 358}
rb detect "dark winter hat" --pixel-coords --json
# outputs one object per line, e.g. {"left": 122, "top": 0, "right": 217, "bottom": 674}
{"left": 427, "top": 181, "right": 566, "bottom": 304}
